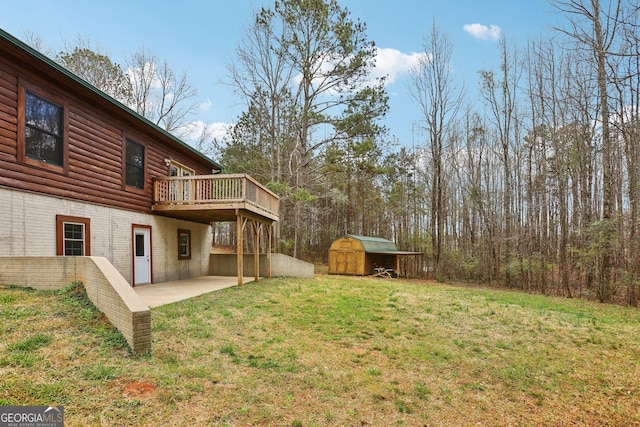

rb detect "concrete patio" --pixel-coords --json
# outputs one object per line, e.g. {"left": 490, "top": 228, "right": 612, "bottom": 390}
{"left": 134, "top": 276, "right": 254, "bottom": 308}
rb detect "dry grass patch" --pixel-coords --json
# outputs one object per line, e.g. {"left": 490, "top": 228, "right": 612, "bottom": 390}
{"left": 1, "top": 277, "right": 640, "bottom": 425}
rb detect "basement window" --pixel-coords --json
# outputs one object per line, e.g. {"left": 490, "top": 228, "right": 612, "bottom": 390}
{"left": 56, "top": 215, "right": 91, "bottom": 256}
{"left": 178, "top": 229, "right": 191, "bottom": 260}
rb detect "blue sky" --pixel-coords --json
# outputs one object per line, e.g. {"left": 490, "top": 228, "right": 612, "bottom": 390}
{"left": 0, "top": 0, "right": 556, "bottom": 150}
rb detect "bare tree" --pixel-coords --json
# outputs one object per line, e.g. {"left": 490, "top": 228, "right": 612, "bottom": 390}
{"left": 479, "top": 36, "right": 522, "bottom": 286}
{"left": 551, "top": 0, "right": 623, "bottom": 299}
{"left": 38, "top": 34, "right": 201, "bottom": 140}
{"left": 407, "top": 20, "right": 464, "bottom": 278}
{"left": 21, "top": 30, "right": 53, "bottom": 56}
{"left": 611, "top": 3, "right": 640, "bottom": 304}
{"left": 126, "top": 48, "right": 199, "bottom": 137}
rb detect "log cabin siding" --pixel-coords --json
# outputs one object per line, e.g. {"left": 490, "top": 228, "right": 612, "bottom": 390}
{"left": 0, "top": 35, "right": 218, "bottom": 216}
{"left": 1, "top": 29, "right": 282, "bottom": 301}
{"left": 0, "top": 68, "right": 17, "bottom": 157}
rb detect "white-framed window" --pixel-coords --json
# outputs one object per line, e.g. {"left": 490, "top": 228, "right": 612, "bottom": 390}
{"left": 56, "top": 215, "right": 90, "bottom": 256}
{"left": 63, "top": 222, "right": 85, "bottom": 255}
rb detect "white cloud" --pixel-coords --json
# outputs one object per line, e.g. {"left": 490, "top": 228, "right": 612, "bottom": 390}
{"left": 207, "top": 122, "right": 233, "bottom": 141}
{"left": 373, "top": 47, "right": 426, "bottom": 84}
{"left": 177, "top": 120, "right": 234, "bottom": 157}
{"left": 463, "top": 23, "right": 502, "bottom": 41}
{"left": 199, "top": 98, "right": 212, "bottom": 112}
{"left": 125, "top": 61, "right": 163, "bottom": 89}
{"left": 181, "top": 120, "right": 233, "bottom": 143}
{"left": 292, "top": 47, "right": 424, "bottom": 95}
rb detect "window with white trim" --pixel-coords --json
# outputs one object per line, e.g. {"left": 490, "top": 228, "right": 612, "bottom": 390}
{"left": 63, "top": 222, "right": 85, "bottom": 255}
{"left": 56, "top": 215, "right": 90, "bottom": 256}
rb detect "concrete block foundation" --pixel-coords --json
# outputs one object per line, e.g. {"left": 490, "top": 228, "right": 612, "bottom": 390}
{"left": 209, "top": 253, "right": 314, "bottom": 278}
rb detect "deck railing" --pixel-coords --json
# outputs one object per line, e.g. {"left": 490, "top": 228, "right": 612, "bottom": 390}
{"left": 153, "top": 173, "right": 279, "bottom": 220}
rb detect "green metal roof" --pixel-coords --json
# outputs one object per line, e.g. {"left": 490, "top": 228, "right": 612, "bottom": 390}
{"left": 346, "top": 235, "right": 399, "bottom": 252}
{"left": 0, "top": 27, "right": 222, "bottom": 172}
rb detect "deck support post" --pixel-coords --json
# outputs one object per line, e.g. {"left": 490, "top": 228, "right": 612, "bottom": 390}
{"left": 237, "top": 213, "right": 248, "bottom": 286}
{"left": 252, "top": 220, "right": 261, "bottom": 283}
{"left": 267, "top": 225, "right": 272, "bottom": 279}
{"left": 234, "top": 212, "right": 276, "bottom": 286}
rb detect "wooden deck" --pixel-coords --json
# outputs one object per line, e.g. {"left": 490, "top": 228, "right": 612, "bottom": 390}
{"left": 153, "top": 173, "right": 278, "bottom": 286}
{"left": 152, "top": 173, "right": 279, "bottom": 224}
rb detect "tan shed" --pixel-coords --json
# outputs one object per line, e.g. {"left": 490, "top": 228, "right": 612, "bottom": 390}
{"left": 328, "top": 235, "right": 421, "bottom": 277}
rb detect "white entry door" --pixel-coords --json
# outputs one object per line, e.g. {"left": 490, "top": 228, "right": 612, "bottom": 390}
{"left": 133, "top": 227, "right": 151, "bottom": 285}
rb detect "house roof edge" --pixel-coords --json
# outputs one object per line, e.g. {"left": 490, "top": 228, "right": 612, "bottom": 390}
{"left": 0, "top": 27, "right": 222, "bottom": 172}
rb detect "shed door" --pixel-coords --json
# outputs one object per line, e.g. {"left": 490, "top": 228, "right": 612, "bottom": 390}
{"left": 337, "top": 250, "right": 357, "bottom": 275}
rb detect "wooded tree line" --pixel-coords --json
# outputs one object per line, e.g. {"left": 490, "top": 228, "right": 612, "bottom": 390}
{"left": 36, "top": 0, "right": 640, "bottom": 304}
{"left": 215, "top": 0, "right": 640, "bottom": 305}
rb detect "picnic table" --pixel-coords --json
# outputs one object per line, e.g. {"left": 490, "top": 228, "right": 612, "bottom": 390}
{"left": 373, "top": 267, "right": 395, "bottom": 278}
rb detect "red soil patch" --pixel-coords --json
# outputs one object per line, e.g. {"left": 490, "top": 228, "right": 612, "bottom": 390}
{"left": 122, "top": 380, "right": 157, "bottom": 397}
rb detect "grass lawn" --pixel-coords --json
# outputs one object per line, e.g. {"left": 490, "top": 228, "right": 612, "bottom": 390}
{"left": 1, "top": 276, "right": 640, "bottom": 426}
